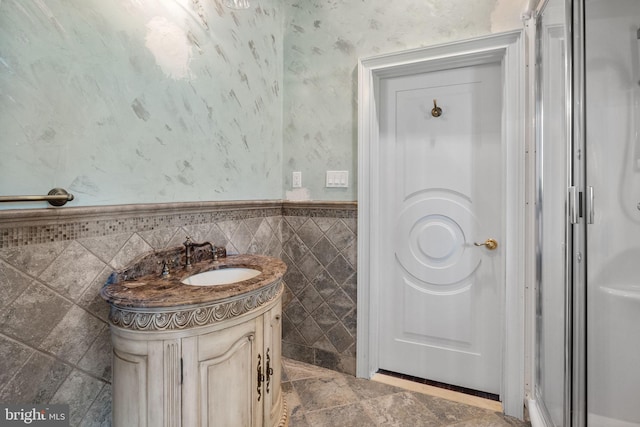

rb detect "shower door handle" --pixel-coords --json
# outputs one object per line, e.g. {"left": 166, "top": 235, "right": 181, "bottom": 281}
{"left": 586, "top": 186, "right": 594, "bottom": 224}
{"left": 568, "top": 186, "right": 579, "bottom": 224}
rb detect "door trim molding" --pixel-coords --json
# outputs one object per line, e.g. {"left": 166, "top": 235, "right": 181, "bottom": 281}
{"left": 357, "top": 30, "right": 526, "bottom": 418}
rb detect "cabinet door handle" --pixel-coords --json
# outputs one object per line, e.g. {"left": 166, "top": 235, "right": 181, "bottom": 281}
{"left": 257, "top": 354, "right": 264, "bottom": 401}
{"left": 265, "top": 348, "right": 274, "bottom": 394}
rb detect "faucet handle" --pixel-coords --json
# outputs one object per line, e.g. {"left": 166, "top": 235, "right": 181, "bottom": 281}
{"left": 158, "top": 259, "right": 171, "bottom": 278}
{"left": 213, "top": 246, "right": 227, "bottom": 260}
{"left": 184, "top": 236, "right": 194, "bottom": 269}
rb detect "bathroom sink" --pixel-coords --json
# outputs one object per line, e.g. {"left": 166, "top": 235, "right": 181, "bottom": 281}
{"left": 181, "top": 268, "right": 261, "bottom": 286}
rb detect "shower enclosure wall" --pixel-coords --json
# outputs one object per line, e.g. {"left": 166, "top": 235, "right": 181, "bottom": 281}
{"left": 535, "top": 0, "right": 640, "bottom": 426}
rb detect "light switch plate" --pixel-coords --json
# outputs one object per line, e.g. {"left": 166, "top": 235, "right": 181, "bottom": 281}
{"left": 292, "top": 171, "right": 302, "bottom": 188}
{"left": 326, "top": 171, "right": 348, "bottom": 188}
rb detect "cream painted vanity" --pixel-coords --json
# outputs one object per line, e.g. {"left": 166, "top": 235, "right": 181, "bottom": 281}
{"left": 101, "top": 251, "right": 288, "bottom": 427}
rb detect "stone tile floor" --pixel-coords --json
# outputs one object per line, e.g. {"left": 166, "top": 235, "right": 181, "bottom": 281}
{"left": 282, "top": 358, "right": 531, "bottom": 427}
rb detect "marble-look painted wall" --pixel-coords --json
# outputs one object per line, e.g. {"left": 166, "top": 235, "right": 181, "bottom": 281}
{"left": 0, "top": 0, "right": 283, "bottom": 208}
{"left": 282, "top": 0, "right": 529, "bottom": 201}
{"left": 1, "top": 0, "right": 529, "bottom": 207}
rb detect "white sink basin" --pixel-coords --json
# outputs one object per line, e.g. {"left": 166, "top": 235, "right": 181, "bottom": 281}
{"left": 182, "top": 268, "right": 261, "bottom": 286}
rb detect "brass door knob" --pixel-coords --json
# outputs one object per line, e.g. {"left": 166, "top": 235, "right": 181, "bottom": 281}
{"left": 474, "top": 238, "right": 498, "bottom": 250}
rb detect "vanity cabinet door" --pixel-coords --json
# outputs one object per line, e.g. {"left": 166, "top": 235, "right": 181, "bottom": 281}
{"left": 112, "top": 335, "right": 174, "bottom": 427}
{"left": 262, "top": 301, "right": 283, "bottom": 427}
{"left": 112, "top": 348, "right": 149, "bottom": 427}
{"left": 183, "top": 318, "right": 263, "bottom": 427}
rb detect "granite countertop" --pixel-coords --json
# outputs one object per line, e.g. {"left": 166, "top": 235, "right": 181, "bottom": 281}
{"left": 100, "top": 254, "right": 287, "bottom": 309}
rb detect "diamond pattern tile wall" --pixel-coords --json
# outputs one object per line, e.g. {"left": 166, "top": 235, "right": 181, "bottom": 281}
{"left": 280, "top": 215, "right": 357, "bottom": 375}
{"left": 0, "top": 201, "right": 356, "bottom": 424}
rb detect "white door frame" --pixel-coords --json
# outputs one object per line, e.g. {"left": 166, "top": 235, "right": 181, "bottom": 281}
{"left": 357, "top": 30, "right": 526, "bottom": 418}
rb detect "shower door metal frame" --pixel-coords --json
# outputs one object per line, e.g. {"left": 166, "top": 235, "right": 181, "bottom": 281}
{"left": 533, "top": 0, "right": 575, "bottom": 425}
{"left": 569, "top": 0, "right": 588, "bottom": 425}
{"left": 534, "top": 0, "right": 587, "bottom": 425}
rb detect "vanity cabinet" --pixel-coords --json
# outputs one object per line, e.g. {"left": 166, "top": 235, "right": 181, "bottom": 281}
{"left": 103, "top": 254, "right": 288, "bottom": 427}
{"left": 111, "top": 299, "right": 284, "bottom": 427}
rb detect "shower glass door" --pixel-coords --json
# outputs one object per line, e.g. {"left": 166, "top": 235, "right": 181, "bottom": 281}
{"left": 535, "top": 0, "right": 570, "bottom": 425}
{"left": 584, "top": 0, "right": 640, "bottom": 425}
{"left": 538, "top": 1, "right": 640, "bottom": 425}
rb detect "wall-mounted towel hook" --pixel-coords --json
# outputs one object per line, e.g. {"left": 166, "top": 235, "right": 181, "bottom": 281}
{"left": 431, "top": 99, "right": 442, "bottom": 117}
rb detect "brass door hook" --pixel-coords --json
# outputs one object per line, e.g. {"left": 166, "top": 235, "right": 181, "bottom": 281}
{"left": 431, "top": 99, "right": 442, "bottom": 117}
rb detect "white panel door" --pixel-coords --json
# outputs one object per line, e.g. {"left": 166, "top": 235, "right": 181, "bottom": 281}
{"left": 378, "top": 62, "right": 504, "bottom": 395}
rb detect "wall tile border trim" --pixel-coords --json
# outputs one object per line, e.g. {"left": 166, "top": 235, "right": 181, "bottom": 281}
{"left": 282, "top": 201, "right": 357, "bottom": 219}
{"left": 0, "top": 200, "right": 356, "bottom": 248}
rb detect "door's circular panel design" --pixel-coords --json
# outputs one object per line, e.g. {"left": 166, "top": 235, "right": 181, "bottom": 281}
{"left": 416, "top": 216, "right": 461, "bottom": 261}
{"left": 396, "top": 195, "right": 481, "bottom": 285}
